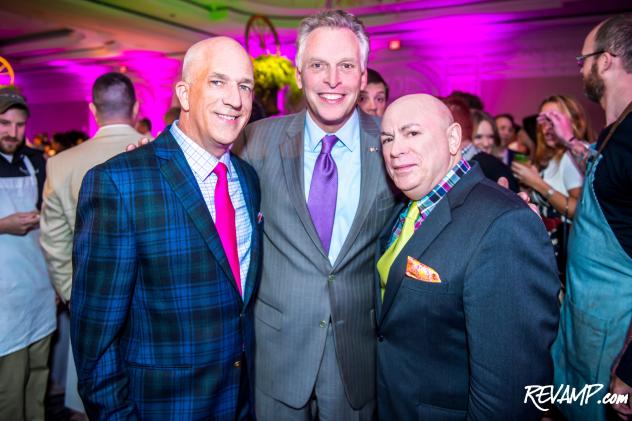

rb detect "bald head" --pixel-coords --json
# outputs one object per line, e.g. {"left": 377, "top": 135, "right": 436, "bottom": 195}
{"left": 175, "top": 36, "right": 254, "bottom": 157}
{"left": 182, "top": 37, "right": 252, "bottom": 83}
{"left": 381, "top": 94, "right": 462, "bottom": 200}
{"left": 386, "top": 94, "right": 454, "bottom": 130}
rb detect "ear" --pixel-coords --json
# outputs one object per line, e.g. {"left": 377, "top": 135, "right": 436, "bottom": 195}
{"left": 600, "top": 51, "right": 615, "bottom": 73}
{"left": 447, "top": 122, "right": 462, "bottom": 155}
{"left": 175, "top": 81, "right": 191, "bottom": 112}
{"left": 360, "top": 68, "right": 368, "bottom": 91}
{"left": 295, "top": 67, "right": 303, "bottom": 90}
{"left": 88, "top": 102, "right": 99, "bottom": 125}
{"left": 132, "top": 101, "right": 140, "bottom": 120}
{"left": 88, "top": 102, "right": 97, "bottom": 119}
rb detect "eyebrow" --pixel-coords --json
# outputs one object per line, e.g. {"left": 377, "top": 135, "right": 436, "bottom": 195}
{"left": 400, "top": 123, "right": 421, "bottom": 131}
{"left": 307, "top": 56, "right": 357, "bottom": 64}
{"left": 209, "top": 72, "right": 254, "bottom": 85}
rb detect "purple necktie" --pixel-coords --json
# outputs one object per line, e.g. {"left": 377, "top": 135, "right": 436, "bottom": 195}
{"left": 307, "top": 134, "right": 338, "bottom": 253}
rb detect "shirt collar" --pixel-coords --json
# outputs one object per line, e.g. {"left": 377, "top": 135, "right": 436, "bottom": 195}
{"left": 415, "top": 159, "right": 471, "bottom": 213}
{"left": 170, "top": 120, "right": 232, "bottom": 181}
{"left": 304, "top": 108, "right": 360, "bottom": 153}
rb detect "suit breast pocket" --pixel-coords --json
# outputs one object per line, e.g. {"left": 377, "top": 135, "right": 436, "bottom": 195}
{"left": 401, "top": 276, "right": 452, "bottom": 295}
{"left": 255, "top": 299, "right": 282, "bottom": 331}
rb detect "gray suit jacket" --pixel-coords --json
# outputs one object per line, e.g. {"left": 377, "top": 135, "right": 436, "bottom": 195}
{"left": 234, "top": 109, "right": 401, "bottom": 409}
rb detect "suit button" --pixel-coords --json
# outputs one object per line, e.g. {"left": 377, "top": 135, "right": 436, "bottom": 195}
{"left": 233, "top": 360, "right": 241, "bottom": 368}
{"left": 319, "top": 320, "right": 327, "bottom": 328}
{"left": 327, "top": 274, "right": 335, "bottom": 283}
{"left": 378, "top": 335, "right": 384, "bottom": 342}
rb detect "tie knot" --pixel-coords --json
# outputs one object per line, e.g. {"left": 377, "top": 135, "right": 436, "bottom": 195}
{"left": 213, "top": 161, "right": 228, "bottom": 180}
{"left": 320, "top": 134, "right": 338, "bottom": 154}
{"left": 406, "top": 202, "right": 420, "bottom": 220}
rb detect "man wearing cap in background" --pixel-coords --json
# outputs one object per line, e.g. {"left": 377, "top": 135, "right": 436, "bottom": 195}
{"left": 0, "top": 87, "right": 56, "bottom": 420}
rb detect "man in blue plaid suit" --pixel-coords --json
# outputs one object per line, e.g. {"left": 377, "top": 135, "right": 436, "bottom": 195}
{"left": 70, "top": 37, "right": 262, "bottom": 420}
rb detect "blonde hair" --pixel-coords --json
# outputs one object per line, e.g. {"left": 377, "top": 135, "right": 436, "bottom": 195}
{"left": 535, "top": 95, "right": 593, "bottom": 169}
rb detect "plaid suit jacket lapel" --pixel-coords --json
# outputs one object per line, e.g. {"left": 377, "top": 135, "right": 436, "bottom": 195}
{"left": 154, "top": 132, "right": 240, "bottom": 300}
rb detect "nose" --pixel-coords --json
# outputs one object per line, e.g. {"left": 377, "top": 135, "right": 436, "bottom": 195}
{"left": 8, "top": 124, "right": 18, "bottom": 138}
{"left": 223, "top": 82, "right": 242, "bottom": 109}
{"left": 366, "top": 98, "right": 376, "bottom": 113}
{"left": 325, "top": 66, "right": 340, "bottom": 88}
{"left": 389, "top": 136, "right": 406, "bottom": 158}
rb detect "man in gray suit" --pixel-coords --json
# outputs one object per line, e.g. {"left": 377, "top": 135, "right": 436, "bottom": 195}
{"left": 235, "top": 9, "right": 399, "bottom": 420}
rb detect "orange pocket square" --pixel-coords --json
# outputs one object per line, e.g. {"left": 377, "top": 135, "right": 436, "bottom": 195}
{"left": 405, "top": 257, "right": 441, "bottom": 283}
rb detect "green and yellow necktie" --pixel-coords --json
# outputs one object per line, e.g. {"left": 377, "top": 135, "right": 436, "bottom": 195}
{"left": 377, "top": 202, "right": 420, "bottom": 300}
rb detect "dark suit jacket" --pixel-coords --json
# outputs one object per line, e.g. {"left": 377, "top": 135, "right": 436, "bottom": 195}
{"left": 376, "top": 164, "right": 560, "bottom": 420}
{"left": 70, "top": 131, "right": 262, "bottom": 420}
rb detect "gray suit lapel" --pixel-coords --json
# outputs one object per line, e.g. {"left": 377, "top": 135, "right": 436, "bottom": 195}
{"left": 334, "top": 111, "right": 382, "bottom": 269}
{"left": 279, "top": 111, "right": 331, "bottom": 264}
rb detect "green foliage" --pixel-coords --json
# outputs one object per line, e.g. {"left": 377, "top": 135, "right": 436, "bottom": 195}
{"left": 252, "top": 54, "right": 302, "bottom": 104}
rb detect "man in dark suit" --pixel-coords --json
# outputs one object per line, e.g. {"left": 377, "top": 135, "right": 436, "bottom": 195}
{"left": 70, "top": 37, "right": 261, "bottom": 420}
{"left": 375, "top": 94, "right": 560, "bottom": 420}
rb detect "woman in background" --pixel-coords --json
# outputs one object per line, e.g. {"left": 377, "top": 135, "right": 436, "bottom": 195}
{"left": 469, "top": 109, "right": 519, "bottom": 192}
{"left": 511, "top": 94, "right": 592, "bottom": 280}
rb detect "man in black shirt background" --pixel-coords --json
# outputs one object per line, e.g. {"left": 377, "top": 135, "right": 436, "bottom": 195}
{"left": 546, "top": 14, "right": 632, "bottom": 420}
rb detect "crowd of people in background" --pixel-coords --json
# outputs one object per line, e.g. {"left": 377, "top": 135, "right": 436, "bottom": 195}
{"left": 1, "top": 9, "right": 630, "bottom": 421}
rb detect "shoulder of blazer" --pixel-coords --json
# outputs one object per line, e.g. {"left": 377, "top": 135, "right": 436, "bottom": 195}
{"left": 243, "top": 111, "right": 306, "bottom": 152}
{"left": 87, "top": 130, "right": 172, "bottom": 182}
{"left": 357, "top": 109, "right": 381, "bottom": 142}
{"left": 450, "top": 163, "right": 532, "bottom": 219}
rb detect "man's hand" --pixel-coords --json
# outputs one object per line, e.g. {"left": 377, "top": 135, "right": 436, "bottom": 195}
{"left": 496, "top": 177, "right": 540, "bottom": 217}
{"left": 610, "top": 375, "right": 632, "bottom": 420}
{"left": 125, "top": 137, "right": 152, "bottom": 152}
{"left": 511, "top": 162, "right": 544, "bottom": 190}
{"left": 0, "top": 211, "right": 40, "bottom": 235}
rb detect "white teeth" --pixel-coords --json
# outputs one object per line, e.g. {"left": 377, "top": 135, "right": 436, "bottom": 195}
{"left": 321, "top": 94, "right": 343, "bottom": 100}
{"left": 217, "top": 113, "right": 237, "bottom": 120}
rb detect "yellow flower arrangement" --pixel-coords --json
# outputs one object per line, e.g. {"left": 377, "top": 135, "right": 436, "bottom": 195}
{"left": 252, "top": 54, "right": 302, "bottom": 106}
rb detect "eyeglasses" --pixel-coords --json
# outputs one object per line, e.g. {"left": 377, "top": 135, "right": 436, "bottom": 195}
{"left": 576, "top": 51, "right": 617, "bottom": 68}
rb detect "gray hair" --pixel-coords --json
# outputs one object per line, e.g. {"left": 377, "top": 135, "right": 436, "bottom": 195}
{"left": 595, "top": 14, "right": 632, "bottom": 74}
{"left": 295, "top": 10, "right": 370, "bottom": 71}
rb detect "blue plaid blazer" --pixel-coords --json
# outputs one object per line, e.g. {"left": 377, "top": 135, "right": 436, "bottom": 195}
{"left": 70, "top": 130, "right": 262, "bottom": 420}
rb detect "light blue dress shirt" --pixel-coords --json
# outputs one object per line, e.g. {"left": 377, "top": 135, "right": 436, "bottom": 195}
{"left": 303, "top": 109, "right": 361, "bottom": 264}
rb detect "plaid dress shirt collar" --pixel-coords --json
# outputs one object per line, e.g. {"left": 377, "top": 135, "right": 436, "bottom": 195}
{"left": 387, "top": 159, "right": 471, "bottom": 247}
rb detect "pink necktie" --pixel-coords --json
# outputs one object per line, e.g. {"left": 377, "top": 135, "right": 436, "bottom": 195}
{"left": 213, "top": 162, "right": 242, "bottom": 297}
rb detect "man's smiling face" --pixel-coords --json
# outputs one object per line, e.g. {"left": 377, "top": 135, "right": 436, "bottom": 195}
{"left": 296, "top": 27, "right": 367, "bottom": 133}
